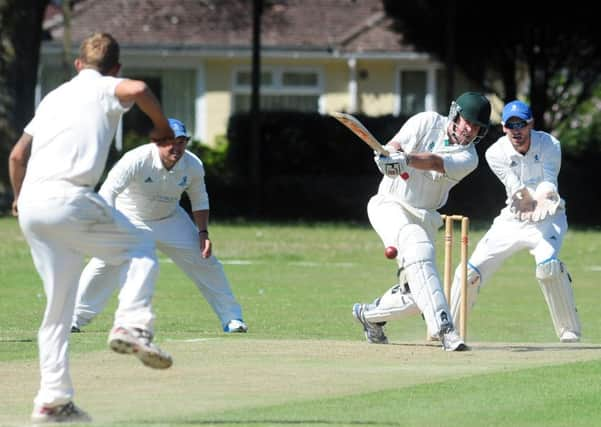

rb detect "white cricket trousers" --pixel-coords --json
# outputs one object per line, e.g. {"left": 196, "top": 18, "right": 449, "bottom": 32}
{"left": 467, "top": 211, "right": 567, "bottom": 281}
{"left": 18, "top": 190, "right": 158, "bottom": 408}
{"left": 74, "top": 206, "right": 242, "bottom": 329}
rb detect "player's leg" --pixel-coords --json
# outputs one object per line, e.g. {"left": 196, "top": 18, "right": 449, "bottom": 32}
{"left": 353, "top": 196, "right": 415, "bottom": 344}
{"left": 362, "top": 270, "right": 420, "bottom": 324}
{"left": 397, "top": 223, "right": 466, "bottom": 350}
{"left": 153, "top": 208, "right": 246, "bottom": 332}
{"left": 532, "top": 214, "right": 580, "bottom": 342}
{"left": 449, "top": 216, "right": 528, "bottom": 326}
{"left": 71, "top": 193, "right": 171, "bottom": 369}
{"left": 71, "top": 258, "right": 121, "bottom": 331}
{"left": 17, "top": 199, "right": 88, "bottom": 418}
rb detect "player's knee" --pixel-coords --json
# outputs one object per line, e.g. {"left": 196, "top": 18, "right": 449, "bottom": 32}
{"left": 536, "top": 258, "right": 569, "bottom": 283}
{"left": 397, "top": 223, "right": 435, "bottom": 265}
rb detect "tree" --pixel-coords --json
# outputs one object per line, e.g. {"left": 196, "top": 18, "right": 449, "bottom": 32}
{"left": 0, "top": 0, "right": 49, "bottom": 194}
{"left": 383, "top": 1, "right": 601, "bottom": 133}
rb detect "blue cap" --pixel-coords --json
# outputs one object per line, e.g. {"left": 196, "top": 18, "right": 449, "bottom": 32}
{"left": 168, "top": 118, "right": 189, "bottom": 138}
{"left": 502, "top": 100, "right": 532, "bottom": 123}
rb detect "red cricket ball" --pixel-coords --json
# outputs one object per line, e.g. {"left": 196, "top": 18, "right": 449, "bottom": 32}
{"left": 384, "top": 246, "right": 398, "bottom": 259}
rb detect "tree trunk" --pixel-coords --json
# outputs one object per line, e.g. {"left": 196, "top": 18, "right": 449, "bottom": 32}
{"left": 250, "top": 0, "right": 263, "bottom": 216}
{"left": 0, "top": 0, "right": 49, "bottom": 193}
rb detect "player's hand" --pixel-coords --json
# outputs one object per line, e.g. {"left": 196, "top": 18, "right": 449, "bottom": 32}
{"left": 510, "top": 188, "right": 536, "bottom": 220}
{"left": 199, "top": 234, "right": 212, "bottom": 258}
{"left": 11, "top": 200, "right": 18, "bottom": 217}
{"left": 530, "top": 183, "right": 560, "bottom": 222}
{"left": 375, "top": 152, "right": 408, "bottom": 178}
{"left": 383, "top": 141, "right": 402, "bottom": 153}
{"left": 150, "top": 124, "right": 175, "bottom": 144}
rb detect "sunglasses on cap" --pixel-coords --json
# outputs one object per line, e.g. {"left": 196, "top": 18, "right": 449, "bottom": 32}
{"left": 504, "top": 120, "right": 529, "bottom": 130}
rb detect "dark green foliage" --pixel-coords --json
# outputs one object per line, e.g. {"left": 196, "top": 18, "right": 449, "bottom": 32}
{"left": 221, "top": 111, "right": 406, "bottom": 220}
{"left": 226, "top": 111, "right": 405, "bottom": 177}
{"left": 216, "top": 113, "right": 601, "bottom": 224}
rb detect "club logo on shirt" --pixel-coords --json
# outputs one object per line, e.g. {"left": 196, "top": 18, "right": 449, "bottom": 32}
{"left": 430, "top": 141, "right": 437, "bottom": 150}
{"left": 534, "top": 154, "right": 540, "bottom": 162}
{"left": 510, "top": 160, "right": 517, "bottom": 168}
{"left": 178, "top": 176, "right": 188, "bottom": 187}
{"left": 144, "top": 177, "right": 153, "bottom": 183}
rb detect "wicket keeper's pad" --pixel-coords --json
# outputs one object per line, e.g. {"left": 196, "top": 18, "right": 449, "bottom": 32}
{"left": 536, "top": 259, "right": 581, "bottom": 337}
{"left": 449, "top": 264, "right": 481, "bottom": 326}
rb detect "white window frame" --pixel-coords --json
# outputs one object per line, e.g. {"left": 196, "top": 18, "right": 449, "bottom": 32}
{"left": 232, "top": 66, "right": 324, "bottom": 113}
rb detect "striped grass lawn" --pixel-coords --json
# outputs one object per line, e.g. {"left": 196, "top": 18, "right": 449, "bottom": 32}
{"left": 1, "top": 217, "right": 600, "bottom": 426}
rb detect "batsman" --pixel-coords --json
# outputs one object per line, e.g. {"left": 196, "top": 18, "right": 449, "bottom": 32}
{"left": 352, "top": 92, "right": 491, "bottom": 351}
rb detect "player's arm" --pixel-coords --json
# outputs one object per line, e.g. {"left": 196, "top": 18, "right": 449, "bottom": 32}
{"left": 187, "top": 160, "right": 212, "bottom": 258}
{"left": 192, "top": 209, "right": 211, "bottom": 258}
{"left": 8, "top": 132, "right": 33, "bottom": 216}
{"left": 485, "top": 145, "right": 522, "bottom": 197}
{"left": 406, "top": 153, "right": 445, "bottom": 173}
{"left": 115, "top": 79, "right": 173, "bottom": 142}
{"left": 541, "top": 135, "right": 561, "bottom": 186}
{"left": 381, "top": 113, "right": 445, "bottom": 174}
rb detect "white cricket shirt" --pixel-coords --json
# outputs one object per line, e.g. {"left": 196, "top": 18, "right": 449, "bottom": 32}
{"left": 20, "top": 69, "right": 130, "bottom": 200}
{"left": 380, "top": 112, "right": 478, "bottom": 209}
{"left": 99, "top": 143, "right": 209, "bottom": 222}
{"left": 486, "top": 129, "right": 563, "bottom": 214}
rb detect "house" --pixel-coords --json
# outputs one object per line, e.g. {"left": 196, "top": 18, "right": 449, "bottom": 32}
{"left": 40, "top": 0, "right": 476, "bottom": 146}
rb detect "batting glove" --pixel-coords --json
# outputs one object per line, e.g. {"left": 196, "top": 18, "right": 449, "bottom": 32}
{"left": 375, "top": 152, "right": 408, "bottom": 178}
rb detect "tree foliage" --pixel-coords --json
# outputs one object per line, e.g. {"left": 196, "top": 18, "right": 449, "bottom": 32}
{"left": 383, "top": 0, "right": 601, "bottom": 136}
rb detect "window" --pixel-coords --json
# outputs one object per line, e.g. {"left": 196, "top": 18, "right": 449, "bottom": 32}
{"left": 399, "top": 70, "right": 427, "bottom": 115}
{"left": 233, "top": 67, "right": 322, "bottom": 112}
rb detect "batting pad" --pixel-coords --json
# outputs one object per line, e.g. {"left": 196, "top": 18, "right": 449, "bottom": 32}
{"left": 364, "top": 283, "right": 420, "bottom": 323}
{"left": 400, "top": 224, "right": 453, "bottom": 336}
{"left": 536, "top": 259, "right": 581, "bottom": 338}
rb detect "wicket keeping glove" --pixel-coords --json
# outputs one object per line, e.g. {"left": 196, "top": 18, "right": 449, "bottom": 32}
{"left": 375, "top": 152, "right": 408, "bottom": 178}
{"left": 530, "top": 182, "right": 561, "bottom": 222}
{"left": 510, "top": 183, "right": 560, "bottom": 222}
{"left": 510, "top": 187, "right": 536, "bottom": 221}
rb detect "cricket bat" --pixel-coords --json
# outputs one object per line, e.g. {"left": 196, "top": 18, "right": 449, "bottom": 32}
{"left": 331, "top": 112, "right": 389, "bottom": 156}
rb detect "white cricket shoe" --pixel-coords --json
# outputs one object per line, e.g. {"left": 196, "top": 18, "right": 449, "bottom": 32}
{"left": 560, "top": 330, "right": 580, "bottom": 343}
{"left": 224, "top": 319, "right": 248, "bottom": 333}
{"left": 440, "top": 327, "right": 469, "bottom": 352}
{"left": 31, "top": 401, "right": 91, "bottom": 424}
{"left": 352, "top": 303, "right": 388, "bottom": 344}
{"left": 108, "top": 326, "right": 173, "bottom": 369}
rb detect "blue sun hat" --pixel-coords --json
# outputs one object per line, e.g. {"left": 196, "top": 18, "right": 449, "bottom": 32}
{"left": 502, "top": 100, "right": 533, "bottom": 123}
{"left": 168, "top": 118, "right": 189, "bottom": 138}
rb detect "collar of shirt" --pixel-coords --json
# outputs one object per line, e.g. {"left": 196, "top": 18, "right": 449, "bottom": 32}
{"left": 77, "top": 68, "right": 103, "bottom": 80}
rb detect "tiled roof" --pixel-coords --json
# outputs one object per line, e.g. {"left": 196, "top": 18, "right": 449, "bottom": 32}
{"left": 44, "top": 0, "right": 416, "bottom": 54}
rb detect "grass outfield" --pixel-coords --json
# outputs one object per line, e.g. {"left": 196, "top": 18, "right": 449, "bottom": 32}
{"left": 1, "top": 216, "right": 600, "bottom": 426}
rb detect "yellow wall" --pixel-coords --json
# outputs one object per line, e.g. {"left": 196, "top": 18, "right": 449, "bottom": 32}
{"left": 200, "top": 57, "right": 472, "bottom": 144}
{"left": 204, "top": 59, "right": 237, "bottom": 144}
{"left": 357, "top": 61, "right": 396, "bottom": 115}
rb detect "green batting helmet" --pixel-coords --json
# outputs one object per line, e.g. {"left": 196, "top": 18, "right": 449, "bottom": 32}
{"left": 452, "top": 92, "right": 491, "bottom": 128}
